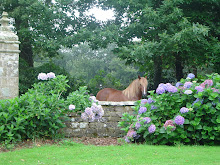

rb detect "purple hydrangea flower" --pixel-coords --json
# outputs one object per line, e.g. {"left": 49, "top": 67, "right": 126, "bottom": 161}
{"left": 167, "top": 85, "right": 178, "bottom": 93}
{"left": 69, "top": 104, "right": 75, "bottom": 110}
{"left": 184, "top": 90, "right": 193, "bottom": 95}
{"left": 200, "top": 79, "right": 213, "bottom": 88}
{"left": 90, "top": 103, "right": 104, "bottom": 120}
{"left": 135, "top": 122, "right": 141, "bottom": 130}
{"left": 147, "top": 98, "right": 155, "bottom": 104}
{"left": 138, "top": 107, "right": 147, "bottom": 114}
{"left": 89, "top": 96, "right": 98, "bottom": 103}
{"left": 148, "top": 124, "right": 156, "bottom": 133}
{"left": 187, "top": 73, "right": 195, "bottom": 79}
{"left": 150, "top": 105, "right": 157, "bottom": 110}
{"left": 195, "top": 86, "right": 204, "bottom": 92}
{"left": 47, "top": 72, "right": 56, "bottom": 79}
{"left": 184, "top": 82, "right": 193, "bottom": 88}
{"left": 156, "top": 87, "right": 165, "bottom": 94}
{"left": 164, "top": 120, "right": 176, "bottom": 131}
{"left": 38, "top": 73, "right": 48, "bottom": 80}
{"left": 81, "top": 113, "right": 87, "bottom": 120}
{"left": 83, "top": 107, "right": 95, "bottom": 122}
{"left": 158, "top": 83, "right": 167, "bottom": 90}
{"left": 143, "top": 117, "right": 151, "bottom": 124}
{"left": 176, "top": 82, "right": 183, "bottom": 87}
{"left": 175, "top": 115, "right": 185, "bottom": 125}
{"left": 125, "top": 137, "right": 130, "bottom": 143}
{"left": 180, "top": 107, "right": 189, "bottom": 114}
{"left": 127, "top": 130, "right": 137, "bottom": 138}
{"left": 141, "top": 99, "right": 148, "bottom": 105}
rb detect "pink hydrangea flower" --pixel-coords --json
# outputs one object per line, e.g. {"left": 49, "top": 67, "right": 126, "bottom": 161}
{"left": 184, "top": 82, "right": 193, "bottom": 88}
{"left": 195, "top": 86, "right": 204, "bottom": 92}
{"left": 200, "top": 79, "right": 213, "bottom": 88}
{"left": 164, "top": 120, "right": 176, "bottom": 131}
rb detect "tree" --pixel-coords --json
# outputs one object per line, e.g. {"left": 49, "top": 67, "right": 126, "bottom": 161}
{"left": 91, "top": 0, "right": 219, "bottom": 88}
{"left": 51, "top": 43, "right": 140, "bottom": 94}
{"left": 0, "top": 0, "right": 98, "bottom": 67}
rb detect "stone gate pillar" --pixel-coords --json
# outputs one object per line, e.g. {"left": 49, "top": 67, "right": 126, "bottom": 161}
{"left": 0, "top": 12, "right": 20, "bottom": 99}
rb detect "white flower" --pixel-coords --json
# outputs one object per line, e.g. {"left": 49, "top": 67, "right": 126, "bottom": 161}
{"left": 69, "top": 104, "right": 75, "bottom": 110}
{"left": 47, "top": 72, "right": 56, "bottom": 79}
{"left": 38, "top": 73, "right": 48, "bottom": 80}
{"left": 184, "top": 90, "right": 193, "bottom": 95}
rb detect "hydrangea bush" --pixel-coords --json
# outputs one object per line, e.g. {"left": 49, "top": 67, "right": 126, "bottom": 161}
{"left": 0, "top": 73, "right": 92, "bottom": 146}
{"left": 119, "top": 73, "right": 220, "bottom": 145}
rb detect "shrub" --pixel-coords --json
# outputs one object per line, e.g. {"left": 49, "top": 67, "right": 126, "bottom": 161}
{"left": 119, "top": 73, "right": 220, "bottom": 145}
{"left": 0, "top": 73, "right": 92, "bottom": 146}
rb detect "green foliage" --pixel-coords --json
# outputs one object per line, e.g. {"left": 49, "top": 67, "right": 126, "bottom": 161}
{"left": 119, "top": 73, "right": 220, "bottom": 145}
{"left": 66, "top": 86, "right": 92, "bottom": 112}
{"left": 19, "top": 62, "right": 83, "bottom": 96}
{"left": 0, "top": 75, "right": 92, "bottom": 146}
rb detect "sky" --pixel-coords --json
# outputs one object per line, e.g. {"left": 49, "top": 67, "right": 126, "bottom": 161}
{"left": 86, "top": 7, "right": 115, "bottom": 21}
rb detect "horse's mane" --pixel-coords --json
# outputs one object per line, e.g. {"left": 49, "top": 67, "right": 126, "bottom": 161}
{"left": 122, "top": 79, "right": 140, "bottom": 99}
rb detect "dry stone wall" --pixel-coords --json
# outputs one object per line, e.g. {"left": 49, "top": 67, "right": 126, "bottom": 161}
{"left": 63, "top": 101, "right": 135, "bottom": 138}
{"left": 0, "top": 12, "right": 20, "bottom": 100}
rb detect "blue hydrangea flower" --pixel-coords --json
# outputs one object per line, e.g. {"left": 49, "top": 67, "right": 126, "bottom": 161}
{"left": 156, "top": 87, "right": 165, "bottom": 94}
{"left": 195, "top": 86, "right": 204, "bottom": 92}
{"left": 175, "top": 115, "right": 185, "bottom": 125}
{"left": 180, "top": 107, "right": 189, "bottom": 114}
{"left": 143, "top": 117, "right": 151, "bottom": 124}
{"left": 148, "top": 124, "right": 156, "bottom": 133}
{"left": 192, "top": 98, "right": 204, "bottom": 106}
{"left": 135, "top": 122, "right": 141, "bottom": 130}
{"left": 138, "top": 107, "right": 147, "bottom": 114}
{"left": 184, "top": 90, "right": 193, "bottom": 95}
{"left": 176, "top": 82, "right": 183, "bottom": 87}
{"left": 184, "top": 82, "right": 193, "bottom": 88}
{"left": 187, "top": 73, "right": 195, "bottom": 79}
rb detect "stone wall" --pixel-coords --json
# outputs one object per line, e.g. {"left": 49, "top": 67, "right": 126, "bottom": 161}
{"left": 63, "top": 101, "right": 135, "bottom": 138}
{"left": 0, "top": 12, "right": 20, "bottom": 100}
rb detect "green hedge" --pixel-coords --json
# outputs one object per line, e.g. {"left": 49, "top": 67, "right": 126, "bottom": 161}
{"left": 0, "top": 74, "right": 91, "bottom": 146}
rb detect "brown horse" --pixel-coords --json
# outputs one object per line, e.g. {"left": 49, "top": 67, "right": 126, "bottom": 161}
{"left": 96, "top": 76, "right": 148, "bottom": 102}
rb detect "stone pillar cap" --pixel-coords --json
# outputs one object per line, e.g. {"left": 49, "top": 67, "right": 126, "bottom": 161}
{"left": 0, "top": 11, "right": 19, "bottom": 41}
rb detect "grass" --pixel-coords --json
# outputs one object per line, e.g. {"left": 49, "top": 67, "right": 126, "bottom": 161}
{"left": 0, "top": 142, "right": 220, "bottom": 165}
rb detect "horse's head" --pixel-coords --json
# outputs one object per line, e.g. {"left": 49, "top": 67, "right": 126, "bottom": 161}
{"left": 138, "top": 75, "right": 148, "bottom": 98}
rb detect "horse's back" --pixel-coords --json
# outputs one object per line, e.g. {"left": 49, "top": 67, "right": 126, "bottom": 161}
{"left": 96, "top": 88, "right": 116, "bottom": 101}
{"left": 96, "top": 88, "right": 127, "bottom": 101}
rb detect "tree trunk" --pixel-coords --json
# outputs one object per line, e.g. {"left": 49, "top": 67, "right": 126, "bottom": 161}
{"left": 153, "top": 56, "right": 162, "bottom": 89}
{"left": 175, "top": 53, "right": 184, "bottom": 81}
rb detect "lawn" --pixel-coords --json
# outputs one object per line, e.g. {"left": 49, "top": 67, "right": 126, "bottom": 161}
{"left": 0, "top": 142, "right": 219, "bottom": 165}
